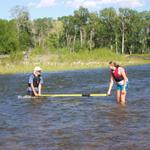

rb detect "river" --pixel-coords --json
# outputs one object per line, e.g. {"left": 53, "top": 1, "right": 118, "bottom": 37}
{"left": 0, "top": 64, "right": 150, "bottom": 150}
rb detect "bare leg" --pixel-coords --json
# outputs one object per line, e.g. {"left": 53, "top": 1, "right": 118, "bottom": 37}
{"left": 116, "top": 90, "right": 121, "bottom": 103}
{"left": 120, "top": 90, "right": 126, "bottom": 105}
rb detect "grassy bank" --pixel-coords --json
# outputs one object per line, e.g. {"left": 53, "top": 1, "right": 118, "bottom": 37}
{"left": 0, "top": 48, "right": 150, "bottom": 74}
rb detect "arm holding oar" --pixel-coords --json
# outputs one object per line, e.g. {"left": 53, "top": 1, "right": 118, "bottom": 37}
{"left": 30, "top": 83, "right": 39, "bottom": 96}
{"left": 107, "top": 74, "right": 114, "bottom": 96}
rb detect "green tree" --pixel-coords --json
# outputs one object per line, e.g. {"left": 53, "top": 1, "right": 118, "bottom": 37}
{"left": 46, "top": 20, "right": 64, "bottom": 49}
{"left": 0, "top": 19, "right": 19, "bottom": 54}
{"left": 86, "top": 12, "right": 100, "bottom": 50}
{"left": 140, "top": 11, "right": 150, "bottom": 53}
{"left": 33, "top": 18, "right": 53, "bottom": 48}
{"left": 74, "top": 7, "right": 89, "bottom": 49}
{"left": 60, "top": 15, "right": 77, "bottom": 52}
{"left": 100, "top": 8, "right": 119, "bottom": 53}
{"left": 11, "top": 6, "right": 33, "bottom": 51}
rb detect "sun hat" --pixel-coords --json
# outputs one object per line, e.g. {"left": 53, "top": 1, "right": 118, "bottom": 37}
{"left": 34, "top": 66, "right": 42, "bottom": 72}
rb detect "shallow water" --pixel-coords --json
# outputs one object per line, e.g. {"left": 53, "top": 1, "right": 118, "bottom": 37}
{"left": 0, "top": 65, "right": 150, "bottom": 150}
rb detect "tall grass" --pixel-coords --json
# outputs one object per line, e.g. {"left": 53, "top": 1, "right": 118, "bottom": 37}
{"left": 59, "top": 48, "right": 125, "bottom": 62}
{"left": 0, "top": 48, "right": 149, "bottom": 74}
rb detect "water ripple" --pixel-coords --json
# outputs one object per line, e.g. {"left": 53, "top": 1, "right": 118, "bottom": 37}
{"left": 0, "top": 65, "right": 150, "bottom": 150}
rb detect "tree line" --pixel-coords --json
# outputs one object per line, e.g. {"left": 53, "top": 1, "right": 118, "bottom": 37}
{"left": 0, "top": 6, "right": 149, "bottom": 55}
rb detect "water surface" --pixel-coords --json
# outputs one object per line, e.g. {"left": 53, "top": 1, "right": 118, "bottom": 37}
{"left": 0, "top": 65, "right": 150, "bottom": 150}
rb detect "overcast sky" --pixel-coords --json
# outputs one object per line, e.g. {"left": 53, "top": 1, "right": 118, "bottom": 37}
{"left": 0, "top": 0, "right": 150, "bottom": 20}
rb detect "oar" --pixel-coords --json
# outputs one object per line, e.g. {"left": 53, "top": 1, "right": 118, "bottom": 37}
{"left": 40, "top": 93, "right": 107, "bottom": 97}
{"left": 90, "top": 93, "right": 107, "bottom": 97}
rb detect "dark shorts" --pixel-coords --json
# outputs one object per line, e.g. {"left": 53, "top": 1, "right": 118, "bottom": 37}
{"left": 27, "top": 91, "right": 35, "bottom": 96}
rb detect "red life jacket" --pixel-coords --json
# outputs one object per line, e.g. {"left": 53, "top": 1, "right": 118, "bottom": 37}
{"left": 111, "top": 67, "right": 124, "bottom": 82}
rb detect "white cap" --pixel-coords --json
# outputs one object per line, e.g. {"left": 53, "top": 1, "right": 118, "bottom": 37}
{"left": 34, "top": 66, "right": 42, "bottom": 72}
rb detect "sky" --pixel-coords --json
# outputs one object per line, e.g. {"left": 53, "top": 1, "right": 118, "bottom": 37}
{"left": 0, "top": 0, "right": 150, "bottom": 20}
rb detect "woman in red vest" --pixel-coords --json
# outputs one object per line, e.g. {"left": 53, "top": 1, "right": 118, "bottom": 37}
{"left": 107, "top": 61, "right": 128, "bottom": 105}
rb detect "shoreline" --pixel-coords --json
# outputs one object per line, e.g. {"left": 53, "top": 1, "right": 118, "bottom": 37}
{"left": 0, "top": 58, "right": 150, "bottom": 74}
{"left": 0, "top": 49, "right": 150, "bottom": 74}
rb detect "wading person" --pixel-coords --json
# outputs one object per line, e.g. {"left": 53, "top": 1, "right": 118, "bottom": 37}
{"left": 27, "top": 66, "right": 43, "bottom": 96}
{"left": 107, "top": 61, "right": 128, "bottom": 105}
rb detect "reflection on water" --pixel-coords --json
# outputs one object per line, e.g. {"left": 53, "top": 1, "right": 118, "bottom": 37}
{"left": 0, "top": 65, "right": 150, "bottom": 150}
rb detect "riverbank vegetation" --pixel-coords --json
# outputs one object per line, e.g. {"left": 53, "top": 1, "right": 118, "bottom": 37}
{"left": 0, "top": 48, "right": 150, "bottom": 74}
{"left": 0, "top": 6, "right": 150, "bottom": 73}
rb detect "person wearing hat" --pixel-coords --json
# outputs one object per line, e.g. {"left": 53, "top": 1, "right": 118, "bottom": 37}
{"left": 27, "top": 66, "right": 43, "bottom": 96}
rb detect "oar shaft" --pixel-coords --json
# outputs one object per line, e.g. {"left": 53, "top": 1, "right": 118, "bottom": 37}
{"left": 90, "top": 94, "right": 107, "bottom": 96}
{"left": 41, "top": 94, "right": 82, "bottom": 97}
{"left": 41, "top": 93, "right": 107, "bottom": 97}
